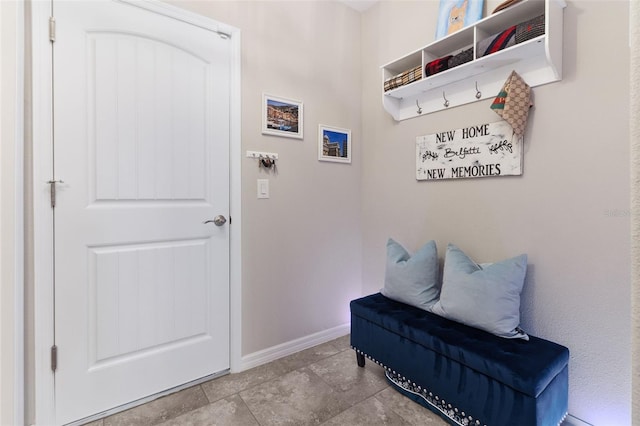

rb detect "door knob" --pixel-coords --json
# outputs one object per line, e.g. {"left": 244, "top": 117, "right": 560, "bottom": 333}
{"left": 204, "top": 215, "right": 227, "bottom": 226}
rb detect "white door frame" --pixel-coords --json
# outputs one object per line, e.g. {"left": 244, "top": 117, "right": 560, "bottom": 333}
{"left": 31, "top": 1, "right": 242, "bottom": 424}
{"left": 0, "top": 1, "right": 25, "bottom": 425}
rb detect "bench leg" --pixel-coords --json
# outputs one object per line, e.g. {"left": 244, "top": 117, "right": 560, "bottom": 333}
{"left": 356, "top": 352, "right": 365, "bottom": 367}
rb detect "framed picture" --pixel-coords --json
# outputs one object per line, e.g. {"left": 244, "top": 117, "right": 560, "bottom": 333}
{"left": 435, "top": 0, "right": 484, "bottom": 39}
{"left": 318, "top": 124, "right": 351, "bottom": 164}
{"left": 262, "top": 93, "right": 303, "bottom": 139}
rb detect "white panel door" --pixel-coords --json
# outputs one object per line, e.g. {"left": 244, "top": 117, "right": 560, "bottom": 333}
{"left": 52, "top": 1, "right": 231, "bottom": 424}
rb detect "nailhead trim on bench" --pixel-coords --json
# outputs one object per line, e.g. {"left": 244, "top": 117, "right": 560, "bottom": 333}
{"left": 385, "top": 368, "right": 486, "bottom": 426}
{"left": 352, "top": 347, "right": 568, "bottom": 426}
{"left": 352, "top": 347, "right": 484, "bottom": 426}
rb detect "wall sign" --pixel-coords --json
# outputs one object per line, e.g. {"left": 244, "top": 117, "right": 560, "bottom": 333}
{"left": 416, "top": 120, "right": 523, "bottom": 181}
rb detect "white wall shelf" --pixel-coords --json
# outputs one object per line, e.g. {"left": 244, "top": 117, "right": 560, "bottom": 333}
{"left": 381, "top": 0, "right": 566, "bottom": 121}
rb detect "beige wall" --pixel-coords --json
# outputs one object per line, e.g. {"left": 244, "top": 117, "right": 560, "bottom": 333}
{"left": 135, "top": 0, "right": 635, "bottom": 421}
{"left": 361, "top": 0, "right": 631, "bottom": 423}
{"left": 170, "top": 1, "right": 364, "bottom": 355}
{"left": 631, "top": 0, "right": 640, "bottom": 422}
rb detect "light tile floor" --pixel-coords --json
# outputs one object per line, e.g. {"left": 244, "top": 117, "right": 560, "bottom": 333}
{"left": 84, "top": 335, "right": 448, "bottom": 426}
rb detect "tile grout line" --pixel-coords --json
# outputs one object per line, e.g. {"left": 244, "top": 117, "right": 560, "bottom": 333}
{"left": 235, "top": 391, "right": 263, "bottom": 426}
{"left": 235, "top": 342, "right": 346, "bottom": 426}
{"left": 97, "top": 336, "right": 355, "bottom": 426}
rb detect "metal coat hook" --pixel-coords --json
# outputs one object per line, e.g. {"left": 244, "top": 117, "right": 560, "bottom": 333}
{"left": 246, "top": 151, "right": 279, "bottom": 160}
{"left": 442, "top": 91, "right": 450, "bottom": 108}
{"left": 416, "top": 100, "right": 423, "bottom": 114}
{"left": 475, "top": 81, "right": 482, "bottom": 99}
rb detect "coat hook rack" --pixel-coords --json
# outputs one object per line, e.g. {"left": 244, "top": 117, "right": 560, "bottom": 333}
{"left": 475, "top": 81, "right": 482, "bottom": 99}
{"left": 416, "top": 100, "right": 423, "bottom": 114}
{"left": 442, "top": 91, "right": 450, "bottom": 108}
{"left": 246, "top": 151, "right": 279, "bottom": 160}
{"left": 247, "top": 151, "right": 279, "bottom": 173}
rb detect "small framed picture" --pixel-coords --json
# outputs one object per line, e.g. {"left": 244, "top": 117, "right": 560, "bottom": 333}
{"left": 318, "top": 124, "right": 351, "bottom": 164}
{"left": 435, "top": 0, "right": 484, "bottom": 39}
{"left": 262, "top": 93, "right": 303, "bottom": 139}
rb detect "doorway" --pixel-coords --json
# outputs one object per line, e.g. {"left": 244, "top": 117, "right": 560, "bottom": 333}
{"left": 31, "top": 1, "right": 241, "bottom": 424}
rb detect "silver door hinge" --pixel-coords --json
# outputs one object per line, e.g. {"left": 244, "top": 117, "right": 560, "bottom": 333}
{"left": 49, "top": 16, "right": 56, "bottom": 42}
{"left": 51, "top": 345, "right": 58, "bottom": 372}
{"left": 47, "top": 180, "right": 63, "bottom": 208}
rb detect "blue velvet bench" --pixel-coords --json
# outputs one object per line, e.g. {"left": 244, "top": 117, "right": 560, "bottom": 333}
{"left": 350, "top": 293, "right": 570, "bottom": 426}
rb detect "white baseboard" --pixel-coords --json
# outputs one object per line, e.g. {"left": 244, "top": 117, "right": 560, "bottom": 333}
{"left": 563, "top": 414, "right": 593, "bottom": 426}
{"left": 237, "top": 323, "right": 350, "bottom": 372}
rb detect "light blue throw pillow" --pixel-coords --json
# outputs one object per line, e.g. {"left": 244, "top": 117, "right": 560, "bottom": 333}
{"left": 431, "top": 243, "right": 529, "bottom": 340}
{"left": 381, "top": 238, "right": 439, "bottom": 310}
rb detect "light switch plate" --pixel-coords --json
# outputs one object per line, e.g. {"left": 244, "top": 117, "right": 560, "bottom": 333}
{"left": 257, "top": 179, "right": 269, "bottom": 199}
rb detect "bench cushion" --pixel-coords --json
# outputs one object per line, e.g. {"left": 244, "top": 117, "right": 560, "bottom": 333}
{"left": 350, "top": 293, "right": 569, "bottom": 398}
